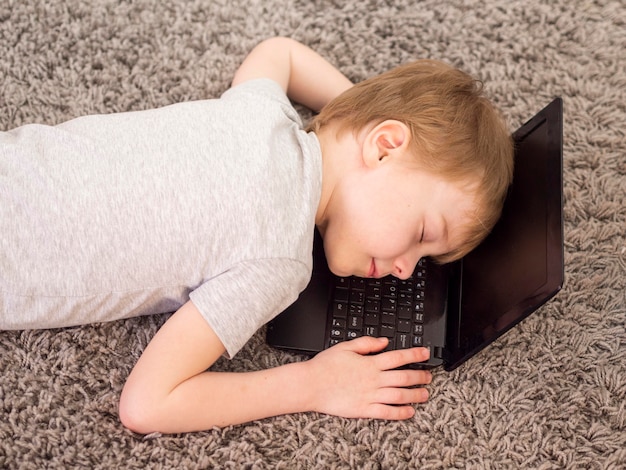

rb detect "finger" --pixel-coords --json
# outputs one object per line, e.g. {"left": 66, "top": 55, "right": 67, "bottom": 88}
{"left": 379, "top": 369, "right": 432, "bottom": 388}
{"left": 338, "top": 336, "right": 389, "bottom": 355}
{"left": 365, "top": 403, "right": 417, "bottom": 421}
{"left": 373, "top": 347, "right": 430, "bottom": 370}
{"left": 375, "top": 386, "right": 429, "bottom": 406}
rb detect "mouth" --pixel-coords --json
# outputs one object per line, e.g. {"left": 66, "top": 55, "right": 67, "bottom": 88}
{"left": 368, "top": 259, "right": 377, "bottom": 278}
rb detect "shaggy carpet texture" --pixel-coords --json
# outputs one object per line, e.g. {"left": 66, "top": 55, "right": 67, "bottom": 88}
{"left": 1, "top": 0, "right": 624, "bottom": 468}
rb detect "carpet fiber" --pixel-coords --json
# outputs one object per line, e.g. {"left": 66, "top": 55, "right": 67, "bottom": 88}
{"left": 1, "top": 0, "right": 625, "bottom": 468}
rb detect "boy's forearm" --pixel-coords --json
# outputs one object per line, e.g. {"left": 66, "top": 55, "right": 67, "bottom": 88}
{"left": 232, "top": 37, "right": 353, "bottom": 112}
{"left": 148, "top": 362, "right": 315, "bottom": 434}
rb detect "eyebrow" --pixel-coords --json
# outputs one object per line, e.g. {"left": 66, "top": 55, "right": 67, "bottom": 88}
{"left": 428, "top": 217, "right": 454, "bottom": 262}
{"left": 424, "top": 214, "right": 452, "bottom": 259}
{"left": 441, "top": 217, "right": 449, "bottom": 244}
{"left": 434, "top": 214, "right": 449, "bottom": 245}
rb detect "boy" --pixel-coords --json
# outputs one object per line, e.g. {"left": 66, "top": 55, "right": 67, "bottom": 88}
{"left": 0, "top": 37, "right": 513, "bottom": 433}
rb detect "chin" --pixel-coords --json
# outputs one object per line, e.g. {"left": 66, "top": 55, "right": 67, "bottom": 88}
{"left": 326, "top": 260, "right": 352, "bottom": 278}
{"left": 323, "top": 240, "right": 360, "bottom": 277}
{"left": 328, "top": 265, "right": 348, "bottom": 277}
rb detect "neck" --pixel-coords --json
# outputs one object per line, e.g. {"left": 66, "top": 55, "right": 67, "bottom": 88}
{"left": 314, "top": 124, "right": 366, "bottom": 230}
{"left": 314, "top": 126, "right": 335, "bottom": 229}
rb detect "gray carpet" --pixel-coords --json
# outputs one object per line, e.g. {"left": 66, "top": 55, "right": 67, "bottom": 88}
{"left": 1, "top": 0, "right": 625, "bottom": 468}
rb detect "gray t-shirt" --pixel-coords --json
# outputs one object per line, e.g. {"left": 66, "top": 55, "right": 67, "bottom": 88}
{"left": 0, "top": 79, "right": 322, "bottom": 357}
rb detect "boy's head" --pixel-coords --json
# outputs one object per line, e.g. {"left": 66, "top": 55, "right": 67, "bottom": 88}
{"left": 310, "top": 59, "right": 514, "bottom": 276}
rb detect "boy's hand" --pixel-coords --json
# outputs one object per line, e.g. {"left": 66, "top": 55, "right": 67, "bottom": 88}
{"left": 305, "top": 336, "right": 432, "bottom": 420}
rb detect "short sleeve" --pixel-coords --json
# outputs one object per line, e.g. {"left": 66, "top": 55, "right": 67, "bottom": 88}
{"left": 220, "top": 78, "right": 304, "bottom": 127}
{"left": 189, "top": 258, "right": 311, "bottom": 358}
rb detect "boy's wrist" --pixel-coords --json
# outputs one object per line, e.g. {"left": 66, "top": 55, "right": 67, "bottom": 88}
{"left": 288, "top": 360, "right": 320, "bottom": 414}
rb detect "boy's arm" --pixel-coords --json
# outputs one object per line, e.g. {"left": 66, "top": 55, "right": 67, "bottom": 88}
{"left": 119, "top": 300, "right": 432, "bottom": 434}
{"left": 231, "top": 37, "right": 353, "bottom": 112}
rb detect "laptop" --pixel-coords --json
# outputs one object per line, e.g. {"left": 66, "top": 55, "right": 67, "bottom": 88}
{"left": 267, "top": 97, "right": 564, "bottom": 371}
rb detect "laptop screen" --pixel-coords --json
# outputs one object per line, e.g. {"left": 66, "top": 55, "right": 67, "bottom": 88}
{"left": 444, "top": 98, "right": 564, "bottom": 370}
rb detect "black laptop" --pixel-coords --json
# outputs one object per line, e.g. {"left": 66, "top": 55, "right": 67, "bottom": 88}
{"left": 267, "top": 98, "right": 564, "bottom": 371}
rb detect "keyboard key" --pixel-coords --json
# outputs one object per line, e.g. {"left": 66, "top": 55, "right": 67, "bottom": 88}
{"left": 334, "top": 287, "right": 349, "bottom": 302}
{"left": 333, "top": 302, "right": 348, "bottom": 318}
{"left": 399, "top": 280, "right": 413, "bottom": 293}
{"left": 350, "top": 290, "right": 365, "bottom": 304}
{"left": 380, "top": 324, "right": 395, "bottom": 338}
{"left": 332, "top": 318, "right": 346, "bottom": 328}
{"left": 397, "top": 305, "right": 412, "bottom": 319}
{"left": 348, "top": 316, "right": 363, "bottom": 329}
{"left": 346, "top": 330, "right": 360, "bottom": 339}
{"left": 365, "top": 285, "right": 381, "bottom": 300}
{"left": 412, "top": 335, "right": 424, "bottom": 347}
{"left": 396, "top": 333, "right": 411, "bottom": 349}
{"left": 349, "top": 304, "right": 364, "bottom": 316}
{"left": 381, "top": 311, "right": 396, "bottom": 325}
{"left": 381, "top": 297, "right": 397, "bottom": 312}
{"left": 365, "top": 299, "right": 380, "bottom": 313}
{"left": 365, "top": 326, "right": 379, "bottom": 337}
{"left": 382, "top": 284, "right": 398, "bottom": 297}
{"left": 330, "top": 328, "right": 345, "bottom": 339}
{"left": 397, "top": 320, "right": 411, "bottom": 333}
{"left": 364, "top": 313, "right": 379, "bottom": 326}
{"left": 397, "top": 292, "right": 412, "bottom": 306}
{"left": 414, "top": 312, "right": 424, "bottom": 323}
{"left": 413, "top": 324, "right": 424, "bottom": 335}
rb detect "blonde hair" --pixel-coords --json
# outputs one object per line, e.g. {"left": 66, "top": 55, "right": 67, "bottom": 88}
{"left": 308, "top": 60, "right": 514, "bottom": 263}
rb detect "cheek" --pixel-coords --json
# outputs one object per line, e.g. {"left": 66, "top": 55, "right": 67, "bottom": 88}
{"left": 326, "top": 188, "right": 371, "bottom": 245}
{"left": 322, "top": 179, "right": 412, "bottom": 268}
{"left": 321, "top": 218, "right": 368, "bottom": 276}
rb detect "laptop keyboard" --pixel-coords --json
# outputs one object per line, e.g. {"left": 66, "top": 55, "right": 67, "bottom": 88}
{"left": 328, "top": 259, "right": 427, "bottom": 350}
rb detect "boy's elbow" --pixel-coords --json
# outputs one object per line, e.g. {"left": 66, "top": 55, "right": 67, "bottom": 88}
{"left": 118, "top": 385, "right": 162, "bottom": 435}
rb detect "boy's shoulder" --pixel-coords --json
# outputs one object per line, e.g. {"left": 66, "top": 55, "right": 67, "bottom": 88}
{"left": 221, "top": 78, "right": 303, "bottom": 125}
{"left": 222, "top": 77, "right": 285, "bottom": 99}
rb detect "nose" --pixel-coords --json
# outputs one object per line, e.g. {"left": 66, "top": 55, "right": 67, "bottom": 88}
{"left": 391, "top": 256, "right": 419, "bottom": 280}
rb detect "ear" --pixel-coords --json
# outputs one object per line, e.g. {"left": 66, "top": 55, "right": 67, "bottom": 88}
{"left": 361, "top": 120, "right": 411, "bottom": 168}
